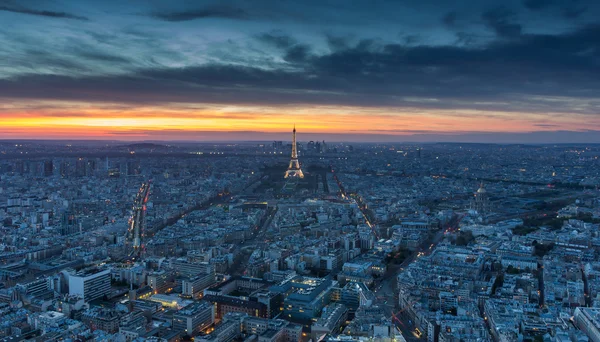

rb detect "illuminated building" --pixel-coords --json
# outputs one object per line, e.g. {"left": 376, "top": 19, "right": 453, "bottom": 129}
{"left": 271, "top": 275, "right": 336, "bottom": 323}
{"left": 311, "top": 303, "right": 348, "bottom": 340}
{"left": 203, "top": 277, "right": 277, "bottom": 319}
{"left": 574, "top": 307, "right": 600, "bottom": 342}
{"left": 147, "top": 270, "right": 171, "bottom": 294}
{"left": 149, "top": 294, "right": 190, "bottom": 309}
{"left": 172, "top": 258, "right": 214, "bottom": 277}
{"left": 284, "top": 125, "right": 304, "bottom": 179}
{"left": 68, "top": 268, "right": 111, "bottom": 302}
{"left": 181, "top": 272, "right": 216, "bottom": 299}
{"left": 173, "top": 301, "right": 215, "bottom": 336}
{"left": 81, "top": 308, "right": 124, "bottom": 333}
{"left": 472, "top": 183, "right": 490, "bottom": 214}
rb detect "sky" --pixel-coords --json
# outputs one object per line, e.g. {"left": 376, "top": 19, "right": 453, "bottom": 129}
{"left": 1, "top": 0, "right": 600, "bottom": 143}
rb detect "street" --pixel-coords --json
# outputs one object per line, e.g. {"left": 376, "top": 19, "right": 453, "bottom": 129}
{"left": 372, "top": 228, "right": 446, "bottom": 341}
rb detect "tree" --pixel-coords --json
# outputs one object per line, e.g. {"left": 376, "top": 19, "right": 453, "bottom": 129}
{"left": 534, "top": 243, "right": 555, "bottom": 257}
{"left": 455, "top": 231, "right": 474, "bottom": 246}
{"left": 491, "top": 273, "right": 504, "bottom": 295}
{"left": 513, "top": 225, "right": 537, "bottom": 236}
{"left": 506, "top": 265, "right": 520, "bottom": 274}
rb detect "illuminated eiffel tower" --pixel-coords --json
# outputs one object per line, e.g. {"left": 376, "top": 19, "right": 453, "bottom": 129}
{"left": 285, "top": 125, "right": 304, "bottom": 178}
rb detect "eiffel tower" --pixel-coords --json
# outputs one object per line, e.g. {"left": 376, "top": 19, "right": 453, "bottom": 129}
{"left": 285, "top": 125, "right": 304, "bottom": 178}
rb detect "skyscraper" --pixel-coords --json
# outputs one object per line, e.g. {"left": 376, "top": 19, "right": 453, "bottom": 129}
{"left": 285, "top": 125, "right": 304, "bottom": 179}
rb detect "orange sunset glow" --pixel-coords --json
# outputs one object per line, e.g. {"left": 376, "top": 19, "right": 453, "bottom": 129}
{"left": 1, "top": 102, "right": 596, "bottom": 141}
{"left": 1, "top": 0, "right": 599, "bottom": 143}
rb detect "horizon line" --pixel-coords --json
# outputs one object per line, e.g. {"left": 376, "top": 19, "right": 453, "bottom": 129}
{"left": 1, "top": 129, "right": 600, "bottom": 144}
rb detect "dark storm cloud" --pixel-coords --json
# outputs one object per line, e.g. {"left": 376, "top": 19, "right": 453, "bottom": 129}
{"left": 150, "top": 5, "right": 250, "bottom": 22}
{"left": 522, "top": 0, "right": 554, "bottom": 11}
{"left": 256, "top": 31, "right": 312, "bottom": 63}
{"left": 0, "top": 2, "right": 88, "bottom": 21}
{"left": 72, "top": 50, "right": 131, "bottom": 64}
{"left": 520, "top": 0, "right": 588, "bottom": 19}
{"left": 481, "top": 7, "right": 522, "bottom": 38}
{"left": 562, "top": 5, "right": 586, "bottom": 19}
{"left": 257, "top": 32, "right": 297, "bottom": 49}
{"left": 400, "top": 34, "right": 421, "bottom": 46}
{"left": 325, "top": 35, "right": 351, "bottom": 52}
{"left": 454, "top": 32, "right": 486, "bottom": 46}
{"left": 3, "top": 39, "right": 131, "bottom": 74}
{"left": 442, "top": 11, "right": 458, "bottom": 28}
{"left": 283, "top": 45, "right": 311, "bottom": 63}
{"left": 2, "top": 22, "right": 600, "bottom": 116}
{"left": 1, "top": 1, "right": 600, "bottom": 117}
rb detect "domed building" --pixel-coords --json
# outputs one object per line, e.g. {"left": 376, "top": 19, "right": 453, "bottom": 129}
{"left": 472, "top": 183, "right": 490, "bottom": 214}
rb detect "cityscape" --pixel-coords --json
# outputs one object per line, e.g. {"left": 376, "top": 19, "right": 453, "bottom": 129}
{"left": 0, "top": 132, "right": 599, "bottom": 342}
{"left": 1, "top": 1, "right": 600, "bottom": 342}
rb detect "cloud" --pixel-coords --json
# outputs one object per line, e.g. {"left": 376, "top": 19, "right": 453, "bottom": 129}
{"left": 520, "top": 0, "right": 587, "bottom": 19}
{"left": 3, "top": 46, "right": 131, "bottom": 76}
{"left": 150, "top": 5, "right": 250, "bottom": 22}
{"left": 283, "top": 44, "right": 311, "bottom": 63}
{"left": 442, "top": 11, "right": 458, "bottom": 28}
{"left": 562, "top": 5, "right": 586, "bottom": 19}
{"left": 482, "top": 7, "right": 522, "bottom": 38}
{"left": 0, "top": 3, "right": 88, "bottom": 21}
{"left": 325, "top": 35, "right": 351, "bottom": 52}
{"left": 402, "top": 34, "right": 420, "bottom": 45}
{"left": 1, "top": 24, "right": 600, "bottom": 117}
{"left": 256, "top": 31, "right": 311, "bottom": 63}
{"left": 522, "top": 0, "right": 554, "bottom": 11}
{"left": 74, "top": 50, "right": 130, "bottom": 64}
{"left": 257, "top": 32, "right": 297, "bottom": 49}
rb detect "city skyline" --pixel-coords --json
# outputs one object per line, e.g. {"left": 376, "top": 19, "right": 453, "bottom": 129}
{"left": 2, "top": 139, "right": 599, "bottom": 341}
{"left": 1, "top": 1, "right": 600, "bottom": 142}
{"left": 3, "top": 2, "right": 600, "bottom": 339}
